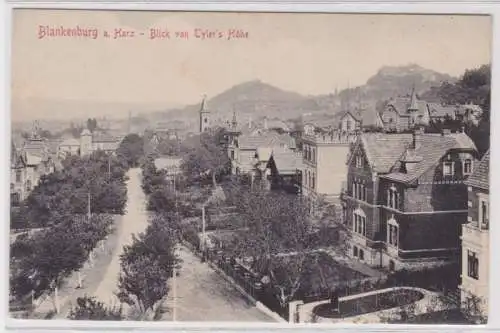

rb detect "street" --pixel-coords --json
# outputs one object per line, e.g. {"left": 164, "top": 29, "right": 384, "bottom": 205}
{"left": 160, "top": 246, "right": 277, "bottom": 322}
{"left": 91, "top": 168, "right": 150, "bottom": 311}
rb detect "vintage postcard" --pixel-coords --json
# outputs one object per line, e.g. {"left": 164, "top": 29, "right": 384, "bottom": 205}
{"left": 9, "top": 9, "right": 491, "bottom": 325}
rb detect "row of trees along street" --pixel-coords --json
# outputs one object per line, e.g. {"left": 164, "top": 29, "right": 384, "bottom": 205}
{"left": 13, "top": 150, "right": 129, "bottom": 229}
{"left": 117, "top": 214, "right": 181, "bottom": 318}
{"left": 9, "top": 134, "right": 146, "bottom": 318}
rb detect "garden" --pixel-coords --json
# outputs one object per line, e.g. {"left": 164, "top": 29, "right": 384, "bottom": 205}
{"left": 312, "top": 288, "right": 424, "bottom": 319}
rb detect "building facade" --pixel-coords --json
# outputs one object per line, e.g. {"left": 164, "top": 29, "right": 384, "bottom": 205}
{"left": 460, "top": 149, "right": 489, "bottom": 320}
{"left": 300, "top": 126, "right": 358, "bottom": 212}
{"left": 342, "top": 129, "right": 478, "bottom": 271}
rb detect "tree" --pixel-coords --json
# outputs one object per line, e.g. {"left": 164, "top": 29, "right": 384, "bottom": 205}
{"left": 117, "top": 214, "right": 180, "bottom": 314}
{"left": 224, "top": 188, "right": 340, "bottom": 307}
{"left": 181, "top": 130, "right": 230, "bottom": 187}
{"left": 117, "top": 134, "right": 145, "bottom": 168}
{"left": 434, "top": 64, "right": 491, "bottom": 155}
{"left": 87, "top": 118, "right": 98, "bottom": 133}
{"left": 68, "top": 296, "right": 123, "bottom": 320}
{"left": 18, "top": 222, "right": 88, "bottom": 313}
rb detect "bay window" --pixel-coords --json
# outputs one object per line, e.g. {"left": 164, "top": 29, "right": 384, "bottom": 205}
{"left": 387, "top": 217, "right": 399, "bottom": 248}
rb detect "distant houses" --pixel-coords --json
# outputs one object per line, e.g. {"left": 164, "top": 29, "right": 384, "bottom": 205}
{"left": 11, "top": 134, "right": 55, "bottom": 205}
{"left": 379, "top": 89, "right": 483, "bottom": 132}
{"left": 58, "top": 129, "right": 121, "bottom": 159}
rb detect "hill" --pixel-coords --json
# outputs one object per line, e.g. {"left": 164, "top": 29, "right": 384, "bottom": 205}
{"left": 144, "top": 64, "right": 458, "bottom": 131}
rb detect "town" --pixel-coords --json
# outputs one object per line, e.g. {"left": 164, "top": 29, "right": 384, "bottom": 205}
{"left": 9, "top": 63, "right": 490, "bottom": 324}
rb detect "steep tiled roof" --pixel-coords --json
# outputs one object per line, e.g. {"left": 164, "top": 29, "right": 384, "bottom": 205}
{"left": 427, "top": 103, "right": 456, "bottom": 118}
{"left": 271, "top": 149, "right": 303, "bottom": 173}
{"left": 93, "top": 134, "right": 119, "bottom": 143}
{"left": 386, "top": 97, "right": 428, "bottom": 118}
{"left": 154, "top": 157, "right": 182, "bottom": 171}
{"left": 360, "top": 133, "right": 413, "bottom": 173}
{"left": 60, "top": 138, "right": 80, "bottom": 146}
{"left": 381, "top": 132, "right": 477, "bottom": 183}
{"left": 465, "top": 150, "right": 489, "bottom": 190}
{"left": 348, "top": 109, "right": 383, "bottom": 127}
{"left": 238, "top": 132, "right": 295, "bottom": 150}
{"left": 23, "top": 138, "right": 50, "bottom": 162}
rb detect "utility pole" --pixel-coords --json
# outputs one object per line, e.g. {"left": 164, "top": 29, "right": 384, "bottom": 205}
{"left": 87, "top": 191, "right": 91, "bottom": 221}
{"left": 201, "top": 205, "right": 206, "bottom": 252}
{"left": 172, "top": 247, "right": 177, "bottom": 322}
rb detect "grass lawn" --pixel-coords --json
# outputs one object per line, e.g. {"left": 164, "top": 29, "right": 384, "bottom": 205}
{"left": 298, "top": 252, "right": 368, "bottom": 295}
{"left": 312, "top": 289, "right": 424, "bottom": 319}
{"left": 389, "top": 308, "right": 477, "bottom": 324}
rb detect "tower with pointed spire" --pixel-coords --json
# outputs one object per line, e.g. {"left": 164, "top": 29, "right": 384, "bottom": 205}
{"left": 408, "top": 84, "right": 420, "bottom": 127}
{"left": 199, "top": 94, "right": 210, "bottom": 133}
{"left": 231, "top": 108, "right": 238, "bottom": 130}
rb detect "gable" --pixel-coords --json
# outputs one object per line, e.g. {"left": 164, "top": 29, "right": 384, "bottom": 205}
{"left": 346, "top": 137, "right": 372, "bottom": 172}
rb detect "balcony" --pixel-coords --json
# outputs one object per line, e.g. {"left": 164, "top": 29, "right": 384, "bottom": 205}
{"left": 462, "top": 222, "right": 489, "bottom": 245}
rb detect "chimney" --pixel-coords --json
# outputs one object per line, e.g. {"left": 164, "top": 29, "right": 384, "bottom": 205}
{"left": 264, "top": 117, "right": 268, "bottom": 130}
{"left": 411, "top": 131, "right": 417, "bottom": 149}
{"left": 411, "top": 127, "right": 424, "bottom": 149}
{"left": 248, "top": 116, "right": 252, "bottom": 129}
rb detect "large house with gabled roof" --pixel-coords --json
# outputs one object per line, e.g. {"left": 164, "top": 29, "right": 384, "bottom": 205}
{"left": 341, "top": 128, "right": 479, "bottom": 271}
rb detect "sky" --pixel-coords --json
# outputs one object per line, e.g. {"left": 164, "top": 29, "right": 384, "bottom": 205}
{"left": 10, "top": 10, "right": 492, "bottom": 122}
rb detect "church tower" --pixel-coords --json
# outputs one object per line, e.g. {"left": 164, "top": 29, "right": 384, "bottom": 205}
{"left": 408, "top": 85, "right": 419, "bottom": 127}
{"left": 199, "top": 95, "right": 210, "bottom": 133}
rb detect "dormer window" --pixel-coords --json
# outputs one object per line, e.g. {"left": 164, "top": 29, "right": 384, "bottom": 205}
{"left": 443, "top": 161, "right": 454, "bottom": 177}
{"left": 463, "top": 159, "right": 473, "bottom": 175}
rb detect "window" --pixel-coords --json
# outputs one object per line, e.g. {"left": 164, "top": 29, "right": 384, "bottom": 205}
{"left": 353, "top": 209, "right": 367, "bottom": 236}
{"left": 359, "top": 249, "right": 364, "bottom": 260}
{"left": 463, "top": 159, "right": 473, "bottom": 175}
{"left": 15, "top": 170, "right": 22, "bottom": 183}
{"left": 352, "top": 181, "right": 367, "bottom": 201}
{"left": 311, "top": 173, "right": 316, "bottom": 190}
{"left": 443, "top": 161, "right": 454, "bottom": 176}
{"left": 467, "top": 250, "right": 479, "bottom": 280}
{"left": 26, "top": 180, "right": 32, "bottom": 192}
{"left": 311, "top": 148, "right": 316, "bottom": 163}
{"left": 346, "top": 119, "right": 352, "bottom": 131}
{"left": 11, "top": 192, "right": 20, "bottom": 206}
{"left": 10, "top": 183, "right": 14, "bottom": 191}
{"left": 204, "top": 118, "right": 208, "bottom": 123}
{"left": 387, "top": 217, "right": 399, "bottom": 247}
{"left": 387, "top": 185, "right": 400, "bottom": 210}
{"left": 356, "top": 155, "right": 363, "bottom": 168}
{"left": 353, "top": 246, "right": 358, "bottom": 257}
{"left": 479, "top": 198, "right": 489, "bottom": 229}
{"left": 230, "top": 150, "right": 235, "bottom": 160}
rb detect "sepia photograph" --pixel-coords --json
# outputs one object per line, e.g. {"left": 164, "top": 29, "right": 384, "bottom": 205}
{"left": 9, "top": 9, "right": 491, "bottom": 325}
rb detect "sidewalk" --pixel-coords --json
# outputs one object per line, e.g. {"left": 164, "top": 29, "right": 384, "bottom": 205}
{"left": 31, "top": 216, "right": 124, "bottom": 319}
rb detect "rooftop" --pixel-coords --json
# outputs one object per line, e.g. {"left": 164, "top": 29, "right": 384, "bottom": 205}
{"left": 465, "top": 150, "right": 489, "bottom": 190}
{"left": 378, "top": 132, "right": 477, "bottom": 183}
